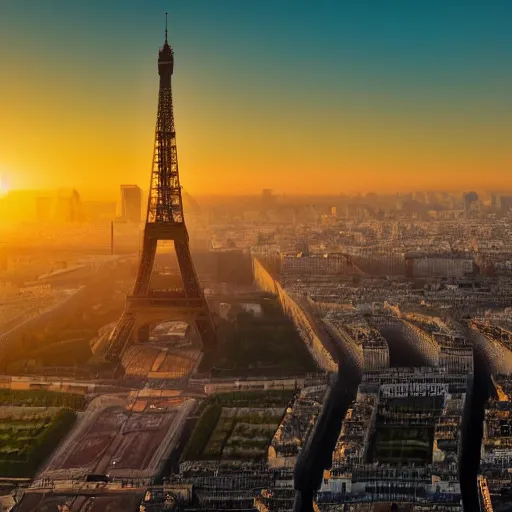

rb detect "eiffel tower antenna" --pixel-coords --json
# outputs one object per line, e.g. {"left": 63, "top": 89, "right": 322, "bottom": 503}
{"left": 165, "top": 12, "right": 168, "bottom": 44}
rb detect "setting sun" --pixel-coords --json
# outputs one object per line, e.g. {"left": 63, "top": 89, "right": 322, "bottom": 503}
{"left": 0, "top": 173, "right": 9, "bottom": 196}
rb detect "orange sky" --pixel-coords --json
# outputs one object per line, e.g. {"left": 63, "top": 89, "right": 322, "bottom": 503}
{"left": 2, "top": 91, "right": 511, "bottom": 199}
{"left": 1, "top": 2, "right": 512, "bottom": 199}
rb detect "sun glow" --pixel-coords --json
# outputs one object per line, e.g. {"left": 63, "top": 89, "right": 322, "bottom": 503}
{"left": 0, "top": 178, "right": 8, "bottom": 197}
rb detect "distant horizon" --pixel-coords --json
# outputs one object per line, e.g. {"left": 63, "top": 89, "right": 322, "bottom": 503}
{"left": 2, "top": 186, "right": 512, "bottom": 201}
{"left": 6, "top": 176, "right": 511, "bottom": 200}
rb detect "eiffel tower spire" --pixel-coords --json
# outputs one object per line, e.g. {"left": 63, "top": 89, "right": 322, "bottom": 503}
{"left": 165, "top": 12, "right": 168, "bottom": 44}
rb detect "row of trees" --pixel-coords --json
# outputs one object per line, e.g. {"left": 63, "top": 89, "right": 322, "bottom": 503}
{"left": 0, "top": 408, "right": 76, "bottom": 477}
{"left": 0, "top": 389, "right": 85, "bottom": 410}
{"left": 182, "top": 404, "right": 222, "bottom": 461}
{"left": 211, "top": 389, "right": 296, "bottom": 407}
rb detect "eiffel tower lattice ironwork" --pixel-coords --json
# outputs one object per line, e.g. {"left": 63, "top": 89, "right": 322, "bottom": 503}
{"left": 105, "top": 20, "right": 217, "bottom": 362}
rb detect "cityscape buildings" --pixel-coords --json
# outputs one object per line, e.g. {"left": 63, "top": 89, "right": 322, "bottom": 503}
{"left": 120, "top": 185, "right": 143, "bottom": 223}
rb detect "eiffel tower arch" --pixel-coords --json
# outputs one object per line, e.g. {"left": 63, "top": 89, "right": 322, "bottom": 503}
{"left": 105, "top": 21, "right": 216, "bottom": 362}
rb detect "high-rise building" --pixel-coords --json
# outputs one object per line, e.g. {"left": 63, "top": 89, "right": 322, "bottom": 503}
{"left": 463, "top": 191, "right": 478, "bottom": 213}
{"left": 120, "top": 184, "right": 142, "bottom": 222}
{"left": 498, "top": 194, "right": 512, "bottom": 214}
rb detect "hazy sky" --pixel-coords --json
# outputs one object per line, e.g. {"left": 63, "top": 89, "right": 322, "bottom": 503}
{"left": 1, "top": 0, "right": 512, "bottom": 197}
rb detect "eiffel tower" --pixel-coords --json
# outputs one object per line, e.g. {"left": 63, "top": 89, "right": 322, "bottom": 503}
{"left": 105, "top": 18, "right": 216, "bottom": 362}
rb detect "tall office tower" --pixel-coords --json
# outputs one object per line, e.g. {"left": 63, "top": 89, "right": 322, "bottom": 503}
{"left": 120, "top": 184, "right": 142, "bottom": 222}
{"left": 463, "top": 191, "right": 478, "bottom": 214}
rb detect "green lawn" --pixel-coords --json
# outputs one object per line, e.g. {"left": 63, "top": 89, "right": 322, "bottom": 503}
{"left": 202, "top": 296, "right": 318, "bottom": 377}
{"left": 0, "top": 390, "right": 85, "bottom": 410}
{"left": 182, "top": 390, "right": 295, "bottom": 461}
{"left": 373, "top": 425, "right": 434, "bottom": 465}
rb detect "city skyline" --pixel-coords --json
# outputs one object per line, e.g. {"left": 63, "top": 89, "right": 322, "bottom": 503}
{"left": 1, "top": 1, "right": 512, "bottom": 197}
